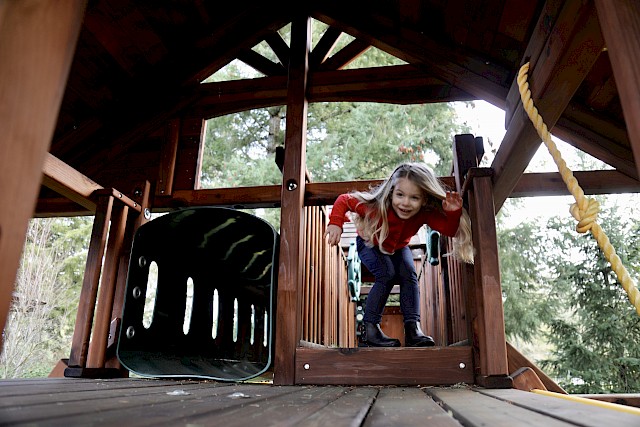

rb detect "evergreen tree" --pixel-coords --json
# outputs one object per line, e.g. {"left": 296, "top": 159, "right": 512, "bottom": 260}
{"left": 539, "top": 206, "right": 640, "bottom": 393}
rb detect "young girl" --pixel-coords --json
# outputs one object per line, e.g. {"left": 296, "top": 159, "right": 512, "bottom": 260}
{"left": 325, "top": 163, "right": 473, "bottom": 347}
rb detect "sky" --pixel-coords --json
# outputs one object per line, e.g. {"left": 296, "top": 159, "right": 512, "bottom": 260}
{"left": 452, "top": 100, "right": 639, "bottom": 229}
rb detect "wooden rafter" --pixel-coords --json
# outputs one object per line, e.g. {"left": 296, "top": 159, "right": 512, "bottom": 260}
{"left": 309, "top": 26, "right": 342, "bottom": 68}
{"left": 237, "top": 49, "right": 286, "bottom": 76}
{"left": 491, "top": 0, "right": 605, "bottom": 212}
{"left": 317, "top": 38, "right": 370, "bottom": 71}
{"left": 312, "top": 2, "right": 512, "bottom": 106}
{"left": 54, "top": 7, "right": 292, "bottom": 175}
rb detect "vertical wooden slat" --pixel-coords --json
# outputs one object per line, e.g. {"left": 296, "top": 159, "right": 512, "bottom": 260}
{"left": 68, "top": 195, "right": 114, "bottom": 367}
{"left": 105, "top": 180, "right": 151, "bottom": 370}
{"left": 467, "top": 172, "right": 508, "bottom": 379}
{"left": 274, "top": 16, "right": 311, "bottom": 385}
{"left": 0, "top": 0, "right": 86, "bottom": 349}
{"left": 311, "top": 207, "right": 318, "bottom": 343}
{"left": 303, "top": 207, "right": 311, "bottom": 341}
{"left": 594, "top": 0, "right": 640, "bottom": 179}
{"left": 87, "top": 204, "right": 128, "bottom": 368}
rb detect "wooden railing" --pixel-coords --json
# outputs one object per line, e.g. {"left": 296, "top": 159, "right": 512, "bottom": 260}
{"left": 301, "top": 206, "right": 354, "bottom": 347}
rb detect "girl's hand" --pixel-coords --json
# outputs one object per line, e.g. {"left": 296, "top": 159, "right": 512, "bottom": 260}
{"left": 442, "top": 191, "right": 463, "bottom": 212}
{"left": 325, "top": 224, "right": 343, "bottom": 246}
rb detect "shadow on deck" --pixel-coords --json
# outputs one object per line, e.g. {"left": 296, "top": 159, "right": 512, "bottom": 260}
{"left": 1, "top": 377, "right": 638, "bottom": 426}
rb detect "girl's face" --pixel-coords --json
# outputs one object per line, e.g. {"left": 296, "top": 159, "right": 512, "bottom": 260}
{"left": 391, "top": 177, "right": 425, "bottom": 220}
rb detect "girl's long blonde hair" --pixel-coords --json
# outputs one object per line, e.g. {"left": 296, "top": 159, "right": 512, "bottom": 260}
{"left": 350, "top": 163, "right": 474, "bottom": 263}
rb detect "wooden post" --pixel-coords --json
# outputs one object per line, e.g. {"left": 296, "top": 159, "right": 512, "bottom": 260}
{"left": 68, "top": 195, "right": 114, "bottom": 369}
{"left": 87, "top": 204, "right": 128, "bottom": 368}
{"left": 0, "top": 0, "right": 86, "bottom": 350}
{"left": 594, "top": 0, "right": 640, "bottom": 179}
{"left": 466, "top": 169, "right": 509, "bottom": 385}
{"left": 273, "top": 16, "right": 311, "bottom": 385}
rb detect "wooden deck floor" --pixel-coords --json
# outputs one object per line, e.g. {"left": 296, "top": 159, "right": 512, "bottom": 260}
{"left": 0, "top": 377, "right": 638, "bottom": 426}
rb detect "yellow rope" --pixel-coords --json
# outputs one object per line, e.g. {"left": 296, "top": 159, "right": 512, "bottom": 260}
{"left": 517, "top": 62, "right": 640, "bottom": 316}
{"left": 532, "top": 389, "right": 640, "bottom": 416}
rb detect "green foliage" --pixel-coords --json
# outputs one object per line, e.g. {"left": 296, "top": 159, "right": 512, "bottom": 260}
{"left": 499, "top": 202, "right": 640, "bottom": 393}
{"left": 539, "top": 207, "right": 640, "bottom": 393}
{"left": 497, "top": 218, "right": 557, "bottom": 342}
{"left": 2, "top": 217, "right": 90, "bottom": 378}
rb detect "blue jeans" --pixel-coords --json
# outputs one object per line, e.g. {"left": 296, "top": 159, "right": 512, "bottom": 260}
{"left": 356, "top": 236, "right": 420, "bottom": 324}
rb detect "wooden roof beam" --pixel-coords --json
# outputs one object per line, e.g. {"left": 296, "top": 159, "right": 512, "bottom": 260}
{"left": 312, "top": 2, "right": 511, "bottom": 107}
{"left": 309, "top": 26, "right": 343, "bottom": 68}
{"left": 55, "top": 8, "right": 291, "bottom": 174}
{"left": 594, "top": 0, "right": 640, "bottom": 179}
{"left": 317, "top": 38, "right": 370, "bottom": 71}
{"left": 237, "top": 49, "right": 287, "bottom": 76}
{"left": 490, "top": 0, "right": 605, "bottom": 212}
{"left": 190, "top": 65, "right": 475, "bottom": 119}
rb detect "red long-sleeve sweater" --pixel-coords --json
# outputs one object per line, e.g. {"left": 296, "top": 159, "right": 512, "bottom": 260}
{"left": 328, "top": 194, "right": 462, "bottom": 254}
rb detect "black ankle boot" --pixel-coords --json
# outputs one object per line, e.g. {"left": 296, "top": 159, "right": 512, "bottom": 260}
{"left": 361, "top": 322, "right": 401, "bottom": 347}
{"left": 404, "top": 321, "right": 435, "bottom": 347}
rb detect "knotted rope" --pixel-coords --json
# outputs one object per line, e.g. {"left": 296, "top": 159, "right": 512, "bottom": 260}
{"left": 517, "top": 62, "right": 640, "bottom": 316}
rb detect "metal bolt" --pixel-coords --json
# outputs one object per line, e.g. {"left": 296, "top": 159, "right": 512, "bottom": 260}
{"left": 144, "top": 208, "right": 151, "bottom": 219}
{"left": 303, "top": 363, "right": 310, "bottom": 370}
{"left": 459, "top": 362, "right": 466, "bottom": 369}
{"left": 132, "top": 287, "right": 142, "bottom": 299}
{"left": 126, "top": 326, "right": 135, "bottom": 339}
{"left": 286, "top": 179, "right": 298, "bottom": 191}
{"left": 138, "top": 256, "right": 147, "bottom": 268}
{"left": 133, "top": 189, "right": 142, "bottom": 197}
{"left": 118, "top": 192, "right": 123, "bottom": 198}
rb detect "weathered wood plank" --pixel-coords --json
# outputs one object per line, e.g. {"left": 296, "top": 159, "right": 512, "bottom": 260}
{"left": 2, "top": 383, "right": 298, "bottom": 426}
{"left": 0, "top": 379, "right": 229, "bottom": 408}
{"left": 177, "top": 386, "right": 348, "bottom": 427}
{"left": 299, "top": 386, "right": 377, "bottom": 426}
{"left": 480, "top": 389, "right": 640, "bottom": 427}
{"left": 429, "top": 388, "right": 574, "bottom": 427}
{"left": 295, "top": 346, "right": 473, "bottom": 385}
{"left": 364, "top": 387, "right": 459, "bottom": 427}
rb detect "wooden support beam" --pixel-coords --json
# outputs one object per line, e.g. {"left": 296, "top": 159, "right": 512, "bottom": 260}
{"left": 317, "top": 39, "right": 370, "bottom": 71}
{"left": 466, "top": 169, "right": 508, "bottom": 379}
{"left": 237, "top": 49, "right": 287, "bottom": 76}
{"left": 0, "top": 0, "right": 86, "bottom": 349}
{"left": 510, "top": 170, "right": 640, "bottom": 198}
{"left": 264, "top": 32, "right": 290, "bottom": 67}
{"left": 309, "top": 26, "right": 343, "bottom": 68}
{"left": 191, "top": 65, "right": 475, "bottom": 119}
{"left": 42, "top": 153, "right": 102, "bottom": 211}
{"left": 68, "top": 195, "right": 114, "bottom": 369}
{"left": 274, "top": 17, "right": 311, "bottom": 386}
{"left": 295, "top": 346, "right": 473, "bottom": 385}
{"left": 491, "top": 0, "right": 605, "bottom": 212}
{"left": 156, "top": 119, "right": 181, "bottom": 197}
{"left": 594, "top": 0, "right": 640, "bottom": 179}
{"left": 507, "top": 341, "right": 566, "bottom": 394}
{"left": 38, "top": 169, "right": 640, "bottom": 217}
